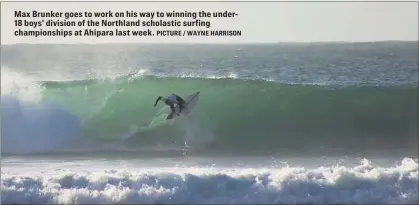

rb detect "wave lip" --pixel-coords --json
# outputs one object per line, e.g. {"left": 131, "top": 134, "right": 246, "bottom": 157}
{"left": 1, "top": 158, "right": 417, "bottom": 204}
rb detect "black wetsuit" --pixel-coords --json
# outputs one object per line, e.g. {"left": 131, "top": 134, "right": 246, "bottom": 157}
{"left": 153, "top": 94, "right": 186, "bottom": 119}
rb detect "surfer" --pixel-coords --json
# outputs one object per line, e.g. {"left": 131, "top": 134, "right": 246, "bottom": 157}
{"left": 153, "top": 94, "right": 186, "bottom": 119}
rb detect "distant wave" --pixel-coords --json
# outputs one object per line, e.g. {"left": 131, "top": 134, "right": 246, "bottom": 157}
{"left": 2, "top": 42, "right": 418, "bottom": 86}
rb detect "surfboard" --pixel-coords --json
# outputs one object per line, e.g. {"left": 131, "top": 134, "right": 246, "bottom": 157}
{"left": 171, "top": 91, "right": 200, "bottom": 119}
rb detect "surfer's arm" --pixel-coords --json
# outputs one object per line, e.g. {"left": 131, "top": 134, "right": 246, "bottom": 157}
{"left": 153, "top": 96, "right": 163, "bottom": 107}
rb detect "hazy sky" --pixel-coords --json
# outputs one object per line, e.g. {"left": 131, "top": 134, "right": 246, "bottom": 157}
{"left": 1, "top": 1, "right": 418, "bottom": 44}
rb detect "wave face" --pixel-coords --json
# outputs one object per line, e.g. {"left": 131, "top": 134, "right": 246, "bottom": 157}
{"left": 2, "top": 74, "right": 416, "bottom": 154}
{"left": 1, "top": 43, "right": 418, "bottom": 155}
{"left": 1, "top": 158, "right": 418, "bottom": 204}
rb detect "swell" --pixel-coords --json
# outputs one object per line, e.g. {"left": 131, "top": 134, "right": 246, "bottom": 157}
{"left": 35, "top": 76, "right": 418, "bottom": 153}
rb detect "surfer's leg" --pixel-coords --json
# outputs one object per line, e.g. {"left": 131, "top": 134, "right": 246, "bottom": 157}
{"left": 166, "top": 111, "right": 175, "bottom": 120}
{"left": 166, "top": 102, "right": 177, "bottom": 119}
{"left": 175, "top": 95, "right": 186, "bottom": 112}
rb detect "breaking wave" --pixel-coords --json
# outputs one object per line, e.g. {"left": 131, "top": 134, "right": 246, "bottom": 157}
{"left": 1, "top": 70, "right": 417, "bottom": 154}
{"left": 1, "top": 158, "right": 418, "bottom": 204}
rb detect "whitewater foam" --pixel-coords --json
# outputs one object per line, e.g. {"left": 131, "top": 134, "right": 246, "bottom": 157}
{"left": 1, "top": 67, "right": 44, "bottom": 103}
{"left": 1, "top": 158, "right": 417, "bottom": 204}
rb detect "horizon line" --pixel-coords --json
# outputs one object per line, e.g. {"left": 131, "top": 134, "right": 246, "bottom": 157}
{"left": 1, "top": 40, "right": 418, "bottom": 46}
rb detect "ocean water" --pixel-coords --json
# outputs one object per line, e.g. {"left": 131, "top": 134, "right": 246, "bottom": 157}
{"left": 1, "top": 42, "right": 418, "bottom": 204}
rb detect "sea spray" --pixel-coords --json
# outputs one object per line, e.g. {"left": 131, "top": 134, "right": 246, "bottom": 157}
{"left": 1, "top": 69, "right": 83, "bottom": 154}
